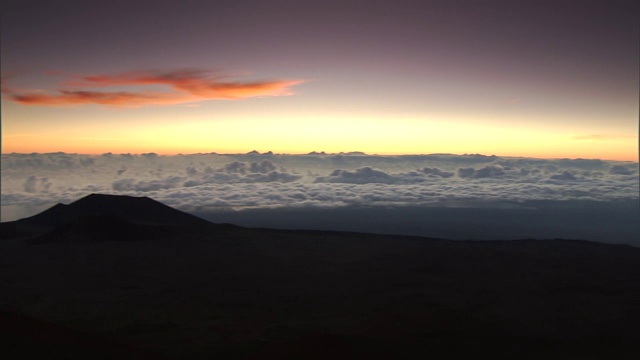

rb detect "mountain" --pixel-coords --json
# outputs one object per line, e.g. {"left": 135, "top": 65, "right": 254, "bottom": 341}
{"left": 1, "top": 194, "right": 639, "bottom": 359}
{"left": 32, "top": 215, "right": 174, "bottom": 244}
{"left": 20, "top": 193, "right": 211, "bottom": 228}
{"left": 0, "top": 193, "right": 220, "bottom": 243}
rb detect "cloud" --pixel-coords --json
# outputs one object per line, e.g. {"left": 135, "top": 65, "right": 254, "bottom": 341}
{"left": 3, "top": 69, "right": 304, "bottom": 107}
{"left": 108, "top": 160, "right": 302, "bottom": 191}
{"left": 184, "top": 171, "right": 302, "bottom": 186}
{"left": 112, "top": 176, "right": 186, "bottom": 192}
{"left": 457, "top": 165, "right": 511, "bottom": 179}
{"left": 23, "top": 176, "right": 38, "bottom": 193}
{"left": 185, "top": 160, "right": 302, "bottom": 185}
{"left": 2, "top": 153, "right": 638, "bottom": 223}
{"left": 249, "top": 160, "right": 278, "bottom": 174}
{"left": 217, "top": 160, "right": 284, "bottom": 176}
{"left": 315, "top": 167, "right": 395, "bottom": 184}
{"left": 314, "top": 167, "right": 456, "bottom": 184}
{"left": 457, "top": 167, "right": 476, "bottom": 179}
{"left": 609, "top": 164, "right": 635, "bottom": 175}
{"left": 549, "top": 171, "right": 577, "bottom": 181}
{"left": 5, "top": 90, "right": 195, "bottom": 107}
{"left": 22, "top": 176, "right": 52, "bottom": 193}
{"left": 222, "top": 161, "right": 250, "bottom": 175}
{"left": 473, "top": 165, "right": 505, "bottom": 178}
{"left": 316, "top": 164, "right": 515, "bottom": 184}
{"left": 420, "top": 167, "right": 454, "bottom": 178}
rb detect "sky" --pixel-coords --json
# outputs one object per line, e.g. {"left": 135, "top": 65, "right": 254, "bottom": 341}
{"left": 1, "top": 0, "right": 638, "bottom": 161}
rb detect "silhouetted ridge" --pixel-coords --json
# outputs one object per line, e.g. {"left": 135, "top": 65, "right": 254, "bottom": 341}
{"left": 19, "top": 193, "right": 211, "bottom": 228}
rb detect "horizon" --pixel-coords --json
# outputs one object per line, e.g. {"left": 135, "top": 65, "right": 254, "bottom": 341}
{"left": 2, "top": 151, "right": 638, "bottom": 245}
{"left": 1, "top": 150, "right": 638, "bottom": 163}
{"left": 1, "top": 1, "right": 639, "bottom": 244}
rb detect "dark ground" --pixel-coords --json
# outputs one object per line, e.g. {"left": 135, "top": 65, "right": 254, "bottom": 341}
{"left": 1, "top": 195, "right": 639, "bottom": 359}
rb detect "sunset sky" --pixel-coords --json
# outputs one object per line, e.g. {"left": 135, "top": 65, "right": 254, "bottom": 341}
{"left": 1, "top": 0, "right": 638, "bottom": 161}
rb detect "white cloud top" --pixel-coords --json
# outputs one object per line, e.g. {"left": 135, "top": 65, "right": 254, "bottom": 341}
{"left": 1, "top": 152, "right": 638, "bottom": 222}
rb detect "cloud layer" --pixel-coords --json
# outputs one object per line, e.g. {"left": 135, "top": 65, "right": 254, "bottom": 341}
{"left": 3, "top": 69, "right": 303, "bottom": 107}
{"left": 2, "top": 152, "right": 638, "bottom": 223}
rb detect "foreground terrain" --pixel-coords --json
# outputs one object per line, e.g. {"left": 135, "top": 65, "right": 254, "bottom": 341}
{"left": 1, "top": 194, "right": 639, "bottom": 359}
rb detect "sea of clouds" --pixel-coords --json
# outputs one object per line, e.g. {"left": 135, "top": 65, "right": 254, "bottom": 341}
{"left": 2, "top": 152, "right": 638, "bottom": 224}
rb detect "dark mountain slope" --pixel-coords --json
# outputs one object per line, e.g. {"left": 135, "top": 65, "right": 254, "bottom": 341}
{"left": 0, "top": 310, "right": 162, "bottom": 360}
{"left": 1, "top": 194, "right": 639, "bottom": 359}
{"left": 21, "top": 193, "right": 211, "bottom": 227}
{"left": 32, "top": 215, "right": 173, "bottom": 243}
{"left": 0, "top": 194, "right": 219, "bottom": 241}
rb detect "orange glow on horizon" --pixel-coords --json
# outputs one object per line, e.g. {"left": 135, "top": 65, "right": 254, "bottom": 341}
{"left": 2, "top": 97, "right": 637, "bottom": 162}
{"left": 3, "top": 135, "right": 636, "bottom": 162}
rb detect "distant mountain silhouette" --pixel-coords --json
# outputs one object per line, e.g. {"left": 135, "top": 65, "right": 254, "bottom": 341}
{"left": 17, "top": 193, "right": 211, "bottom": 228}
{"left": 0, "top": 194, "right": 219, "bottom": 242}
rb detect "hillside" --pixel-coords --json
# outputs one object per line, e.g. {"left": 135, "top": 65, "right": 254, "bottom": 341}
{"left": 1, "top": 194, "right": 639, "bottom": 359}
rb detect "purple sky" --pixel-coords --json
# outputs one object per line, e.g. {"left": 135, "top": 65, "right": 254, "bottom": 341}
{"left": 1, "top": 0, "right": 638, "bottom": 159}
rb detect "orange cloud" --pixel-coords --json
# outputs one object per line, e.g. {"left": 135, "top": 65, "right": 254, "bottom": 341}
{"left": 8, "top": 90, "right": 197, "bottom": 106}
{"left": 3, "top": 69, "right": 304, "bottom": 107}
